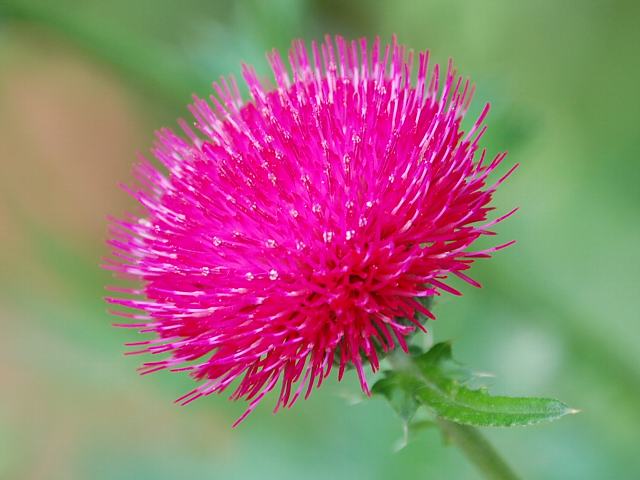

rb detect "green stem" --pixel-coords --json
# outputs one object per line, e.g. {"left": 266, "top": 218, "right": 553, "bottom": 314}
{"left": 386, "top": 350, "right": 520, "bottom": 480}
{"left": 436, "top": 419, "right": 519, "bottom": 480}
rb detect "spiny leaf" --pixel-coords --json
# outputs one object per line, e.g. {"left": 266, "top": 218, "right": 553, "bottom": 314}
{"left": 374, "top": 342, "right": 577, "bottom": 428}
{"left": 372, "top": 373, "right": 420, "bottom": 424}
{"left": 373, "top": 377, "right": 435, "bottom": 450}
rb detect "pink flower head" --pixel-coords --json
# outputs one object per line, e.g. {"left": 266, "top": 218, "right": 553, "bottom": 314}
{"left": 105, "top": 35, "right": 516, "bottom": 425}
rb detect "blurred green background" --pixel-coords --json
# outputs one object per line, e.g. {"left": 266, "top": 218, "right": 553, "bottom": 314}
{"left": 1, "top": 0, "right": 639, "bottom": 478}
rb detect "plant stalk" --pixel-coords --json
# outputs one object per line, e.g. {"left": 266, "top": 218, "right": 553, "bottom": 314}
{"left": 436, "top": 419, "right": 519, "bottom": 480}
{"left": 386, "top": 350, "right": 520, "bottom": 480}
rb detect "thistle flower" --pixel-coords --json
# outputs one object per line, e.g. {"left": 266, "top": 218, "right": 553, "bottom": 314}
{"left": 105, "top": 35, "right": 516, "bottom": 425}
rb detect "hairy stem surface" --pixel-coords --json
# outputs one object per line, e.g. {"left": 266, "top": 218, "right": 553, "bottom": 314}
{"left": 437, "top": 419, "right": 519, "bottom": 480}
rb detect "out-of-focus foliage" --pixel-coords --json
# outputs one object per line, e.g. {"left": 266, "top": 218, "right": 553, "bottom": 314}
{"left": 0, "top": 0, "right": 638, "bottom": 479}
